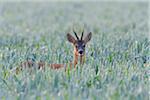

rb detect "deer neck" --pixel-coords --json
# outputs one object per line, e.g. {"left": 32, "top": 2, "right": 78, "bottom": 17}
{"left": 73, "top": 49, "right": 85, "bottom": 67}
{"left": 80, "top": 55, "right": 85, "bottom": 65}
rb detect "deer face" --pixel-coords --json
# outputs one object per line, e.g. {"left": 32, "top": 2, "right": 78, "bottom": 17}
{"left": 74, "top": 40, "right": 85, "bottom": 56}
{"left": 67, "top": 30, "right": 92, "bottom": 56}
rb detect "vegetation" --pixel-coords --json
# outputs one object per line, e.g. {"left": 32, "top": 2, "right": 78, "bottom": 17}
{"left": 0, "top": 2, "right": 149, "bottom": 100}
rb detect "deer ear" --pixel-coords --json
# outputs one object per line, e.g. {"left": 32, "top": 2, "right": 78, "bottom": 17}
{"left": 84, "top": 32, "right": 92, "bottom": 44}
{"left": 67, "top": 33, "right": 76, "bottom": 44}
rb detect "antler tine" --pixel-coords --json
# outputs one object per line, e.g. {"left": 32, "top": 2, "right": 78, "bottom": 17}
{"left": 73, "top": 29, "right": 79, "bottom": 40}
{"left": 81, "top": 29, "right": 84, "bottom": 40}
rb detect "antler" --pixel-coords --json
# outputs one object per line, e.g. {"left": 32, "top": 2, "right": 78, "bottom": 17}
{"left": 81, "top": 29, "right": 84, "bottom": 40}
{"left": 73, "top": 29, "right": 79, "bottom": 40}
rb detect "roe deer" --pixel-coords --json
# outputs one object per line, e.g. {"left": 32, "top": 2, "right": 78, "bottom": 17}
{"left": 15, "top": 30, "right": 92, "bottom": 73}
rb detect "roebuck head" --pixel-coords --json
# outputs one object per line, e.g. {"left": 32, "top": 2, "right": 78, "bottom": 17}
{"left": 67, "top": 30, "right": 92, "bottom": 56}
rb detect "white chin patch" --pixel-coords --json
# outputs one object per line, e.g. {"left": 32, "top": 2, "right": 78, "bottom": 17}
{"left": 79, "top": 54, "right": 84, "bottom": 56}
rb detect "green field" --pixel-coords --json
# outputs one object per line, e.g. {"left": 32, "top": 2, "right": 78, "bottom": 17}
{"left": 0, "top": 2, "right": 149, "bottom": 100}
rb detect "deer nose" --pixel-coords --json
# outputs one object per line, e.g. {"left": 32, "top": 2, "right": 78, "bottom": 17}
{"left": 79, "top": 50, "right": 83, "bottom": 54}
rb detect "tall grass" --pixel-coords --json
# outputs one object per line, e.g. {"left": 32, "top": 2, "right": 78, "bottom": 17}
{"left": 0, "top": 2, "right": 149, "bottom": 100}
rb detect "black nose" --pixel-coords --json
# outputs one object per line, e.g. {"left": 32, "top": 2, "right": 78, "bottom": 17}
{"left": 79, "top": 50, "right": 83, "bottom": 54}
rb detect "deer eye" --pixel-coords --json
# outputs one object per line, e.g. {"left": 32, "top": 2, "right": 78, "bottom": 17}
{"left": 82, "top": 44, "right": 85, "bottom": 47}
{"left": 75, "top": 44, "right": 78, "bottom": 48}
